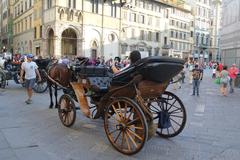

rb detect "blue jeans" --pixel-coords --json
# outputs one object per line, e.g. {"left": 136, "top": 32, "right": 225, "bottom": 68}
{"left": 192, "top": 79, "right": 200, "bottom": 95}
{"left": 229, "top": 78, "right": 235, "bottom": 93}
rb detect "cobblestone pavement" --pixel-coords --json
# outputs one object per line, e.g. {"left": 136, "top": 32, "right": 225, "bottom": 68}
{"left": 0, "top": 69, "right": 240, "bottom": 160}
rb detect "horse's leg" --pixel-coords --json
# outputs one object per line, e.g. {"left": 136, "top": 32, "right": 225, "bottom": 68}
{"left": 54, "top": 84, "right": 58, "bottom": 108}
{"left": 48, "top": 82, "right": 54, "bottom": 109}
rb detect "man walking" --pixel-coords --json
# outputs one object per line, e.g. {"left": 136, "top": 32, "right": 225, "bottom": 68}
{"left": 20, "top": 54, "right": 41, "bottom": 104}
{"left": 228, "top": 64, "right": 239, "bottom": 93}
{"left": 191, "top": 64, "right": 203, "bottom": 96}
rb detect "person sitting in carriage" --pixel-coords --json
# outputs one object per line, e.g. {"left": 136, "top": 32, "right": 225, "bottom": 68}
{"left": 111, "top": 50, "right": 141, "bottom": 74}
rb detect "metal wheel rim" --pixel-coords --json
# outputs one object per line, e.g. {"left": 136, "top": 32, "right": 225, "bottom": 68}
{"left": 148, "top": 91, "right": 186, "bottom": 138}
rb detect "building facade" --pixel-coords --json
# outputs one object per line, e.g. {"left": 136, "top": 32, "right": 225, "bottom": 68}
{"left": 187, "top": 0, "right": 211, "bottom": 62}
{"left": 209, "top": 0, "right": 222, "bottom": 61}
{"left": 13, "top": 0, "right": 34, "bottom": 54}
{"left": 120, "top": 0, "right": 169, "bottom": 58}
{"left": 0, "top": 0, "right": 14, "bottom": 53}
{"left": 9, "top": 0, "right": 202, "bottom": 60}
{"left": 168, "top": 4, "right": 194, "bottom": 59}
{"left": 220, "top": 0, "right": 240, "bottom": 68}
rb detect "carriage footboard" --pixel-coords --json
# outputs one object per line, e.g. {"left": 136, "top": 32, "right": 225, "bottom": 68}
{"left": 70, "top": 82, "right": 90, "bottom": 118}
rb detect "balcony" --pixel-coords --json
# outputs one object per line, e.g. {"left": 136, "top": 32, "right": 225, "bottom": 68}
{"left": 162, "top": 44, "right": 171, "bottom": 49}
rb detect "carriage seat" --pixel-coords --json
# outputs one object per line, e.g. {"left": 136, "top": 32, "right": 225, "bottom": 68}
{"left": 88, "top": 77, "right": 111, "bottom": 93}
{"left": 71, "top": 65, "right": 112, "bottom": 92}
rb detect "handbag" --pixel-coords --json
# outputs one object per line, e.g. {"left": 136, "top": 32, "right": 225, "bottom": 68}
{"left": 214, "top": 77, "right": 220, "bottom": 84}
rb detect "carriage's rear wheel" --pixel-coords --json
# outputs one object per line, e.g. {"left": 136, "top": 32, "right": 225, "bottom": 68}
{"left": 148, "top": 91, "right": 186, "bottom": 138}
{"left": 104, "top": 97, "right": 148, "bottom": 155}
{"left": 58, "top": 94, "right": 76, "bottom": 127}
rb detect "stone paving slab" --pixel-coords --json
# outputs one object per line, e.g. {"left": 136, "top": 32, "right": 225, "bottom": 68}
{"left": 1, "top": 69, "right": 240, "bottom": 160}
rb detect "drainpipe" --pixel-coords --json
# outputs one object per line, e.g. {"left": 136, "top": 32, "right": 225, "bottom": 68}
{"left": 101, "top": 0, "right": 104, "bottom": 57}
{"left": 82, "top": 0, "right": 84, "bottom": 56}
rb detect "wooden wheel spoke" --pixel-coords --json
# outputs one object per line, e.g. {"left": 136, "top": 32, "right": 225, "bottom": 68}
{"left": 171, "top": 124, "right": 176, "bottom": 133}
{"left": 169, "top": 117, "right": 181, "bottom": 126}
{"left": 169, "top": 108, "right": 182, "bottom": 115}
{"left": 124, "top": 103, "right": 128, "bottom": 121}
{"left": 117, "top": 102, "right": 123, "bottom": 119}
{"left": 167, "top": 127, "right": 170, "bottom": 135}
{"left": 114, "top": 130, "right": 122, "bottom": 143}
{"left": 166, "top": 99, "right": 177, "bottom": 111}
{"left": 149, "top": 103, "right": 161, "bottom": 112}
{"left": 127, "top": 117, "right": 140, "bottom": 126}
{"left": 126, "top": 130, "right": 138, "bottom": 148}
{"left": 121, "top": 131, "right": 125, "bottom": 149}
{"left": 128, "top": 125, "right": 144, "bottom": 130}
{"left": 127, "top": 128, "right": 143, "bottom": 142}
{"left": 108, "top": 112, "right": 122, "bottom": 125}
{"left": 170, "top": 114, "right": 184, "bottom": 118}
{"left": 125, "top": 107, "right": 133, "bottom": 123}
{"left": 125, "top": 131, "right": 131, "bottom": 151}
{"left": 112, "top": 104, "right": 121, "bottom": 121}
{"left": 109, "top": 128, "right": 118, "bottom": 135}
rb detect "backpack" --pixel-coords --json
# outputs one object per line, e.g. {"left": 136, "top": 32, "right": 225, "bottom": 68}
{"left": 192, "top": 69, "right": 201, "bottom": 80}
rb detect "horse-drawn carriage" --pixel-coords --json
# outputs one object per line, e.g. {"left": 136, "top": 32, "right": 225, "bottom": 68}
{"left": 52, "top": 56, "right": 186, "bottom": 155}
{"left": 0, "top": 58, "right": 49, "bottom": 93}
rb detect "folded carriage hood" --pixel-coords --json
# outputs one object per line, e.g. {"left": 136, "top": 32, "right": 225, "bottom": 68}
{"left": 112, "top": 56, "right": 184, "bottom": 85}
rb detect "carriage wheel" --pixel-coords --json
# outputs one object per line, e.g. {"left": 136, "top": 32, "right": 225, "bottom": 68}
{"left": 33, "top": 81, "right": 48, "bottom": 93}
{"left": 148, "top": 91, "right": 186, "bottom": 138}
{"left": 58, "top": 94, "right": 76, "bottom": 127}
{"left": 104, "top": 97, "right": 148, "bottom": 155}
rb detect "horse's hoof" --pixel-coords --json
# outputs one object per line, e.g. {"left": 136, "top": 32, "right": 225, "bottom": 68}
{"left": 49, "top": 106, "right": 53, "bottom": 109}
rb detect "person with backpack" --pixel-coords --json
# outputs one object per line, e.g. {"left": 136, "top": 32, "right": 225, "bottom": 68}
{"left": 191, "top": 64, "right": 203, "bottom": 96}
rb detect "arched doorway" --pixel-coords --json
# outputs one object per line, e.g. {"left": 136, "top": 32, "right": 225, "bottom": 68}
{"left": 48, "top": 29, "right": 54, "bottom": 57}
{"left": 61, "top": 28, "right": 77, "bottom": 56}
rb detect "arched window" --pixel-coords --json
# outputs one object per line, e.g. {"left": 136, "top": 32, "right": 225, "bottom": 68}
{"left": 60, "top": 9, "right": 64, "bottom": 19}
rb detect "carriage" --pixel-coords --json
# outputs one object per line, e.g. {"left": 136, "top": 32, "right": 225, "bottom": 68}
{"left": 56, "top": 56, "right": 186, "bottom": 155}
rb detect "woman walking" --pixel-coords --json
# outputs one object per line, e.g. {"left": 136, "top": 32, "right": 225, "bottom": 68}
{"left": 220, "top": 66, "right": 229, "bottom": 96}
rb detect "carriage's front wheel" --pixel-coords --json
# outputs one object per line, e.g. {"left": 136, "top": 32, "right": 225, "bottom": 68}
{"left": 58, "top": 94, "right": 76, "bottom": 127}
{"left": 104, "top": 97, "right": 148, "bottom": 155}
{"left": 148, "top": 91, "right": 186, "bottom": 138}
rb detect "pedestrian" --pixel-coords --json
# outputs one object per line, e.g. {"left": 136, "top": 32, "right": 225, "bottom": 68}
{"left": 212, "top": 65, "right": 216, "bottom": 79}
{"left": 191, "top": 64, "right": 203, "bottom": 96}
{"left": 112, "top": 50, "right": 141, "bottom": 74}
{"left": 188, "top": 60, "right": 194, "bottom": 84}
{"left": 228, "top": 63, "right": 239, "bottom": 93}
{"left": 180, "top": 70, "right": 185, "bottom": 83}
{"left": 20, "top": 54, "right": 41, "bottom": 104}
{"left": 219, "top": 65, "right": 229, "bottom": 96}
{"left": 172, "top": 74, "right": 182, "bottom": 90}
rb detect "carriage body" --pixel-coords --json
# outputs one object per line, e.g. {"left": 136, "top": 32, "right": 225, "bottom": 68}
{"left": 58, "top": 56, "right": 186, "bottom": 155}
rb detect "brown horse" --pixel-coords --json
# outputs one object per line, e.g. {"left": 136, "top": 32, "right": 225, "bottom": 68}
{"left": 47, "top": 63, "right": 71, "bottom": 108}
{"left": 46, "top": 57, "right": 89, "bottom": 108}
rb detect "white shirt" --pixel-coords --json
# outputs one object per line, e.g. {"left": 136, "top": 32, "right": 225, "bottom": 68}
{"left": 21, "top": 61, "right": 38, "bottom": 79}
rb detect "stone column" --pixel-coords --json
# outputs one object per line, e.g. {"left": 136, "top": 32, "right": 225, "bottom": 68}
{"left": 77, "top": 38, "right": 82, "bottom": 57}
{"left": 54, "top": 36, "right": 61, "bottom": 58}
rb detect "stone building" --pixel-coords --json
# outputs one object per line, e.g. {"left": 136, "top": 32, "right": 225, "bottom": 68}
{"left": 0, "top": 0, "right": 14, "bottom": 52}
{"left": 168, "top": 4, "right": 194, "bottom": 59}
{"left": 13, "top": 0, "right": 34, "bottom": 54}
{"left": 209, "top": 0, "right": 222, "bottom": 61}
{"left": 220, "top": 0, "right": 240, "bottom": 68}
{"left": 187, "top": 0, "right": 212, "bottom": 62}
